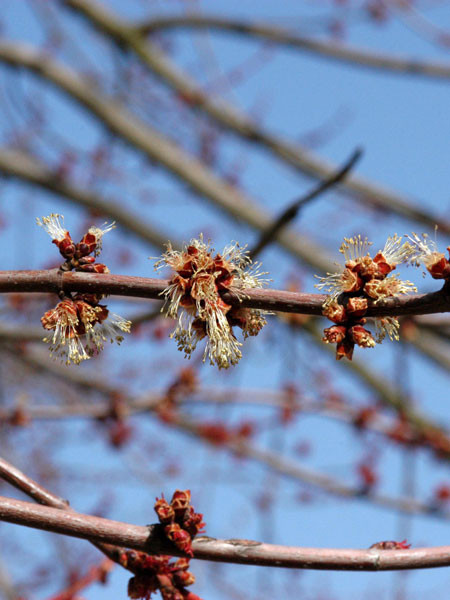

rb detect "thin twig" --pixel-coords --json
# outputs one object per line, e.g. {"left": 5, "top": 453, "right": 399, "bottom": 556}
{"left": 250, "top": 148, "right": 362, "bottom": 258}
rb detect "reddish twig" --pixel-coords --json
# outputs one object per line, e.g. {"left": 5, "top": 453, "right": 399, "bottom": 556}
{"left": 0, "top": 270, "right": 449, "bottom": 317}
{"left": 46, "top": 558, "right": 113, "bottom": 600}
{"left": 1, "top": 495, "right": 450, "bottom": 571}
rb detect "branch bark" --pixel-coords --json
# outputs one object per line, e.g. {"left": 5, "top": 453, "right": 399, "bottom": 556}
{"left": 0, "top": 270, "right": 448, "bottom": 318}
{"left": 1, "top": 495, "right": 450, "bottom": 571}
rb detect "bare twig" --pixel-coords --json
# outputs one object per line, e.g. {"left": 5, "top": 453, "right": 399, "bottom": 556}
{"left": 3, "top": 346, "right": 450, "bottom": 522}
{"left": 2, "top": 495, "right": 450, "bottom": 571}
{"left": 250, "top": 148, "right": 362, "bottom": 258}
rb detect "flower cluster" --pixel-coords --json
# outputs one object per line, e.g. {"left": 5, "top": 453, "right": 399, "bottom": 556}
{"left": 119, "top": 552, "right": 201, "bottom": 600}
{"left": 155, "top": 236, "right": 269, "bottom": 369}
{"left": 118, "top": 490, "right": 204, "bottom": 600}
{"left": 37, "top": 214, "right": 131, "bottom": 364}
{"left": 154, "top": 489, "right": 205, "bottom": 557}
{"left": 315, "top": 235, "right": 416, "bottom": 360}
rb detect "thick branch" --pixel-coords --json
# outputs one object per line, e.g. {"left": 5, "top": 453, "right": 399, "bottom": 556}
{"left": 0, "top": 270, "right": 448, "bottom": 318}
{"left": 2, "top": 496, "right": 450, "bottom": 571}
{"left": 64, "top": 0, "right": 450, "bottom": 234}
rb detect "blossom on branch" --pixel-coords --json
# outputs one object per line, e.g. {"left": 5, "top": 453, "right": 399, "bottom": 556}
{"left": 316, "top": 234, "right": 416, "bottom": 360}
{"left": 154, "top": 236, "right": 270, "bottom": 369}
{"left": 37, "top": 214, "right": 130, "bottom": 364}
{"left": 41, "top": 297, "right": 131, "bottom": 365}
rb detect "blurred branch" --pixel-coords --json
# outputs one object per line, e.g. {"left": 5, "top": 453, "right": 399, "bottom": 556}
{"left": 4, "top": 346, "right": 450, "bottom": 521}
{"left": 135, "top": 14, "right": 450, "bottom": 82}
{"left": 64, "top": 0, "right": 450, "bottom": 234}
{"left": 2, "top": 495, "right": 450, "bottom": 571}
{"left": 0, "top": 148, "right": 177, "bottom": 251}
{"left": 0, "top": 39, "right": 334, "bottom": 273}
{"left": 250, "top": 148, "right": 362, "bottom": 258}
{"left": 0, "top": 270, "right": 449, "bottom": 318}
{"left": 46, "top": 559, "right": 113, "bottom": 600}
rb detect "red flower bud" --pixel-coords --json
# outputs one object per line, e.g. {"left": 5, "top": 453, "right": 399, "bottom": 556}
{"left": 346, "top": 296, "right": 368, "bottom": 317}
{"left": 155, "top": 497, "right": 175, "bottom": 524}
{"left": 171, "top": 490, "right": 191, "bottom": 521}
{"left": 322, "top": 325, "right": 347, "bottom": 345}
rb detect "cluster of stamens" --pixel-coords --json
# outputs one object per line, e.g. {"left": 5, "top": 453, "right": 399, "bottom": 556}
{"left": 37, "top": 214, "right": 131, "bottom": 365}
{"left": 155, "top": 236, "right": 269, "bottom": 369}
{"left": 315, "top": 235, "right": 416, "bottom": 360}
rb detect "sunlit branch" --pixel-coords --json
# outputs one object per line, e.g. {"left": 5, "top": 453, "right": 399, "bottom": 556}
{"left": 135, "top": 14, "right": 450, "bottom": 82}
{"left": 64, "top": 0, "right": 450, "bottom": 234}
{"left": 2, "top": 496, "right": 450, "bottom": 571}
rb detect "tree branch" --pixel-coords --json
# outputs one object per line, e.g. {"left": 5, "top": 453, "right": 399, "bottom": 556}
{"left": 2, "top": 495, "right": 450, "bottom": 571}
{"left": 250, "top": 148, "right": 362, "bottom": 258}
{"left": 0, "top": 270, "right": 448, "bottom": 318}
{"left": 3, "top": 346, "right": 450, "bottom": 522}
{"left": 135, "top": 14, "right": 450, "bottom": 82}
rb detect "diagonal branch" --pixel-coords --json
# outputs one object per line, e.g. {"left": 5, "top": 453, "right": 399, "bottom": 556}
{"left": 2, "top": 495, "right": 450, "bottom": 571}
{"left": 63, "top": 0, "right": 450, "bottom": 234}
{"left": 250, "top": 148, "right": 362, "bottom": 258}
{"left": 0, "top": 457, "right": 125, "bottom": 565}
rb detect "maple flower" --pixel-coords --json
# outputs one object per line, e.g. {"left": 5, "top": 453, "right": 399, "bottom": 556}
{"left": 405, "top": 232, "right": 450, "bottom": 279}
{"left": 41, "top": 299, "right": 90, "bottom": 365}
{"left": 316, "top": 234, "right": 415, "bottom": 360}
{"left": 80, "top": 222, "right": 116, "bottom": 257}
{"left": 154, "top": 236, "right": 269, "bottom": 369}
{"left": 36, "top": 213, "right": 68, "bottom": 241}
{"left": 364, "top": 274, "right": 416, "bottom": 303}
{"left": 41, "top": 298, "right": 131, "bottom": 365}
{"left": 315, "top": 235, "right": 413, "bottom": 300}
